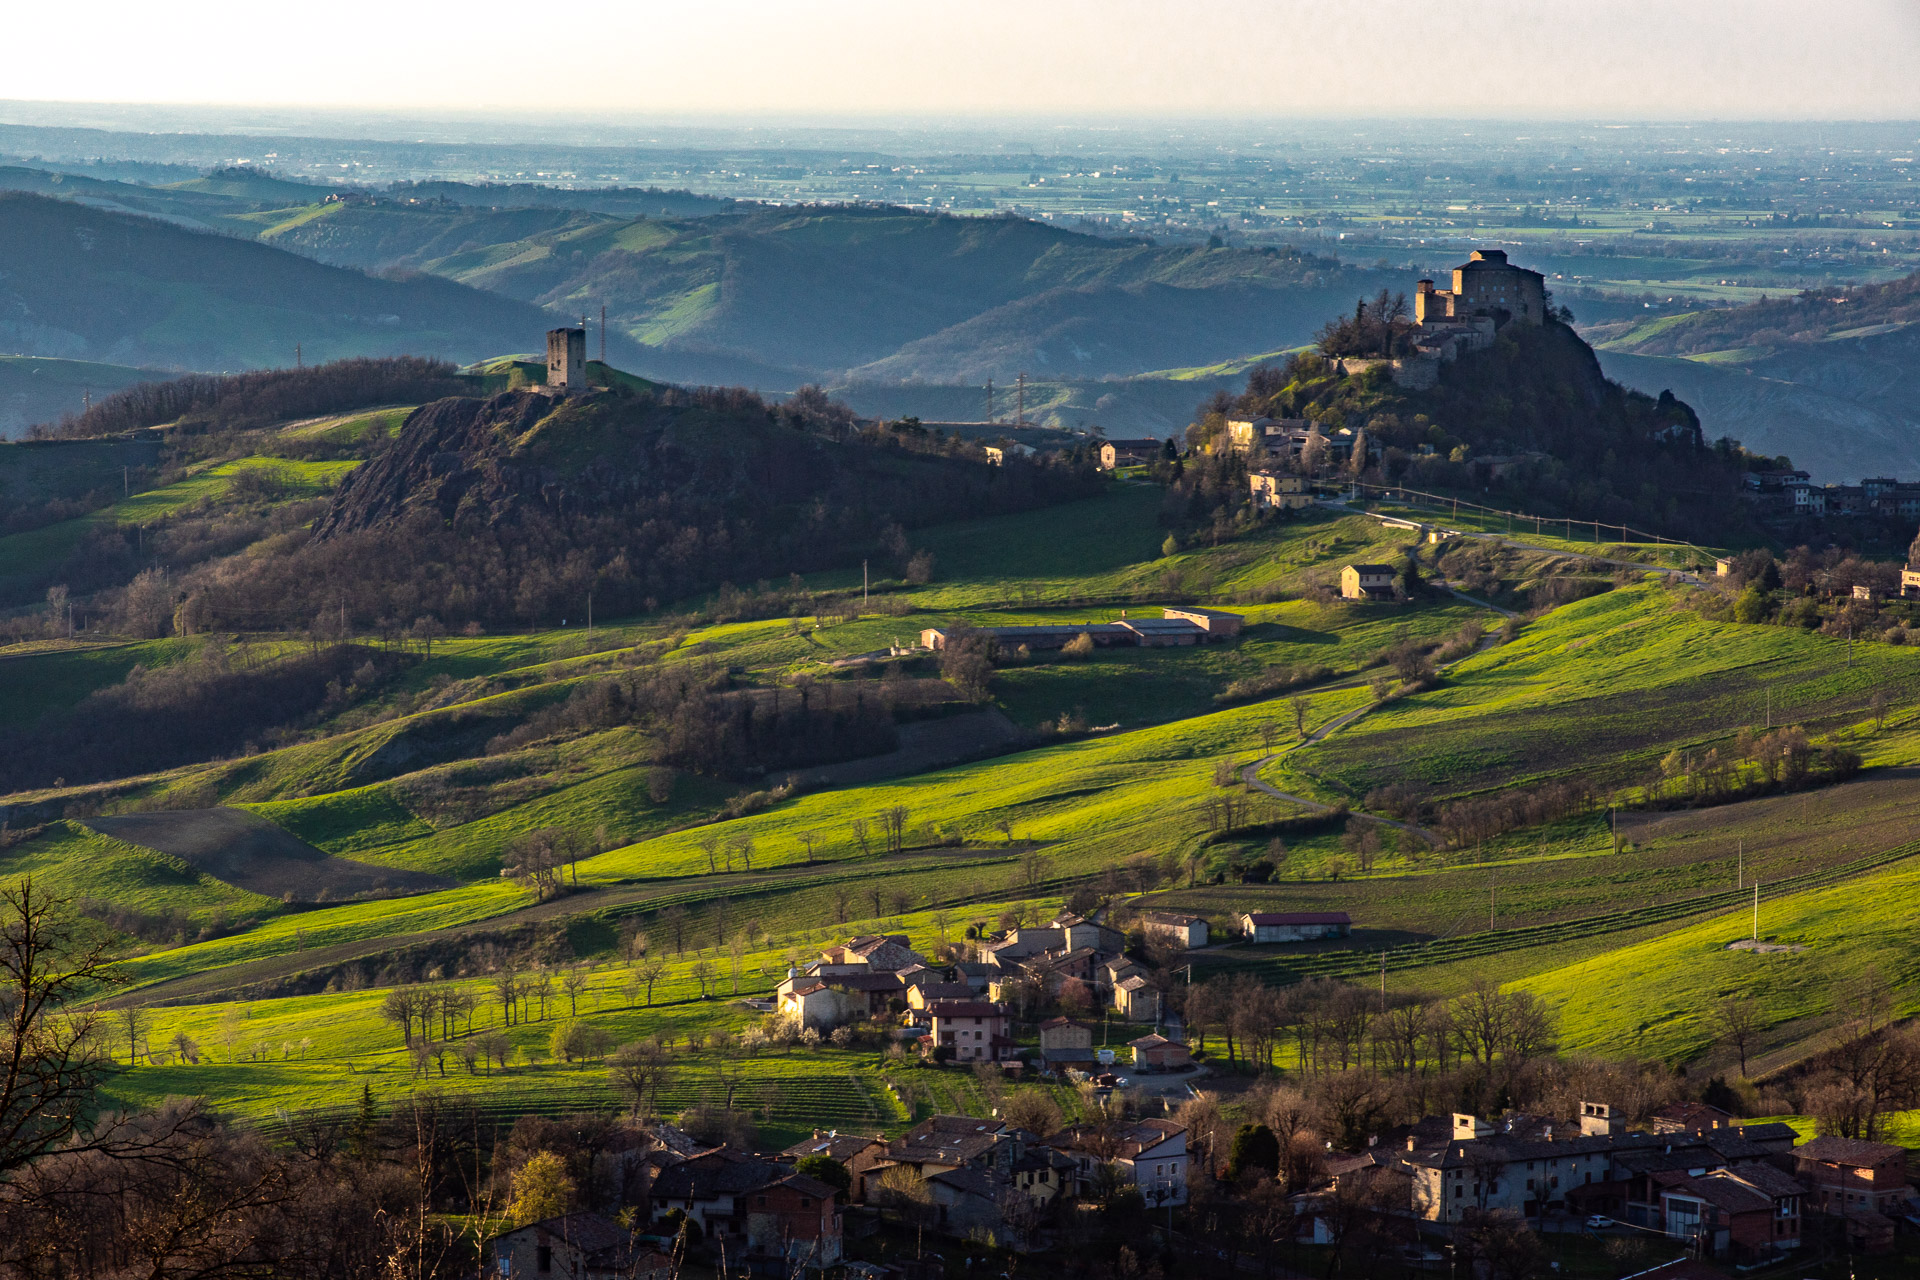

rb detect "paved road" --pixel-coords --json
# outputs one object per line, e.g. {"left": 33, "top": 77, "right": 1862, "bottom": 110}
{"left": 1239, "top": 752, "right": 1441, "bottom": 845}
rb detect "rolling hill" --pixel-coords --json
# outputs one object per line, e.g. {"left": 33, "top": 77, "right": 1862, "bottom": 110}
{"left": 0, "top": 191, "right": 582, "bottom": 372}
{"left": 0, "top": 355, "right": 156, "bottom": 439}
{"left": 261, "top": 202, "right": 1389, "bottom": 385}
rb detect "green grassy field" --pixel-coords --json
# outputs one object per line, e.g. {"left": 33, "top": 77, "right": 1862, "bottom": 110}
{"left": 11, "top": 463, "right": 1920, "bottom": 1126}
{"left": 1284, "top": 581, "right": 1920, "bottom": 804}
{"left": 1516, "top": 852, "right": 1920, "bottom": 1068}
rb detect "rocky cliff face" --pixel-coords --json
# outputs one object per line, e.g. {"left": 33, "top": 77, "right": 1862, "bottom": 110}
{"left": 313, "top": 391, "right": 557, "bottom": 539}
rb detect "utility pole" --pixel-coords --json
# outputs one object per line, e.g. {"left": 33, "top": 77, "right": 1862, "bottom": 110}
{"left": 862, "top": 560, "right": 869, "bottom": 605}
{"left": 1016, "top": 372, "right": 1027, "bottom": 426}
{"left": 123, "top": 467, "right": 129, "bottom": 498}
{"left": 1737, "top": 838, "right": 1743, "bottom": 891}
{"left": 1753, "top": 881, "right": 1760, "bottom": 941}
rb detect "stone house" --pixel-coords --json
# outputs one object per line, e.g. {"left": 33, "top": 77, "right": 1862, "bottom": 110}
{"left": 1649, "top": 1102, "right": 1735, "bottom": 1136}
{"left": 1792, "top": 1135, "right": 1913, "bottom": 1218}
{"left": 1112, "top": 974, "right": 1159, "bottom": 1022}
{"left": 1137, "top": 911, "right": 1208, "bottom": 949}
{"left": 782, "top": 1131, "right": 889, "bottom": 1204}
{"left": 779, "top": 980, "right": 858, "bottom": 1031}
{"left": 648, "top": 1150, "right": 842, "bottom": 1265}
{"left": 488, "top": 1213, "right": 669, "bottom": 1280}
{"left": 1037, "top": 1017, "right": 1096, "bottom": 1071}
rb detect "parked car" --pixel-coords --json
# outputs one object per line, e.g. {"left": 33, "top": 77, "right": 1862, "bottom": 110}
{"left": 1585, "top": 1215, "right": 1615, "bottom": 1230}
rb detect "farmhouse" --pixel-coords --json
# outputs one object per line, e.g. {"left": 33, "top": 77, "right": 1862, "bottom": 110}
{"left": 1242, "top": 910, "right": 1351, "bottom": 942}
{"left": 884, "top": 1116, "right": 1017, "bottom": 1180}
{"left": 983, "top": 443, "right": 1035, "bottom": 465}
{"left": 1340, "top": 564, "right": 1396, "bottom": 601}
{"left": 1656, "top": 1166, "right": 1804, "bottom": 1262}
{"left": 1249, "top": 469, "right": 1313, "bottom": 511}
{"left": 1098, "top": 439, "right": 1163, "bottom": 469}
{"left": 1138, "top": 911, "right": 1208, "bottom": 948}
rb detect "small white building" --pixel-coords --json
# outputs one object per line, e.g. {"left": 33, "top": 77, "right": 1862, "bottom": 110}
{"left": 1241, "top": 911, "right": 1351, "bottom": 943}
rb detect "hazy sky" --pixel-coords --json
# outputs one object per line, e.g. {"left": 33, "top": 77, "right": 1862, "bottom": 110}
{"left": 16, "top": 0, "right": 1920, "bottom": 120}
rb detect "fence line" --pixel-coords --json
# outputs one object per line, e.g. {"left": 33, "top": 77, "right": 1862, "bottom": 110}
{"left": 1346, "top": 482, "right": 1720, "bottom": 562}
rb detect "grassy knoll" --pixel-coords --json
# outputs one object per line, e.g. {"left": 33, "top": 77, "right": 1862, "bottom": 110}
{"left": 0, "top": 820, "right": 278, "bottom": 921}
{"left": 1290, "top": 581, "right": 1920, "bottom": 803}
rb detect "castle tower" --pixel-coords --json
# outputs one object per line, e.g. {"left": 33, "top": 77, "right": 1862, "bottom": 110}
{"left": 546, "top": 327, "right": 586, "bottom": 392}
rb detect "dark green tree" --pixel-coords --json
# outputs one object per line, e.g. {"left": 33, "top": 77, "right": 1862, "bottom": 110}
{"left": 1226, "top": 1123, "right": 1281, "bottom": 1180}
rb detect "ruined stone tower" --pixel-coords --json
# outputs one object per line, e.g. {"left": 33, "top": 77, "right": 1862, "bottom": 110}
{"left": 546, "top": 327, "right": 586, "bottom": 392}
